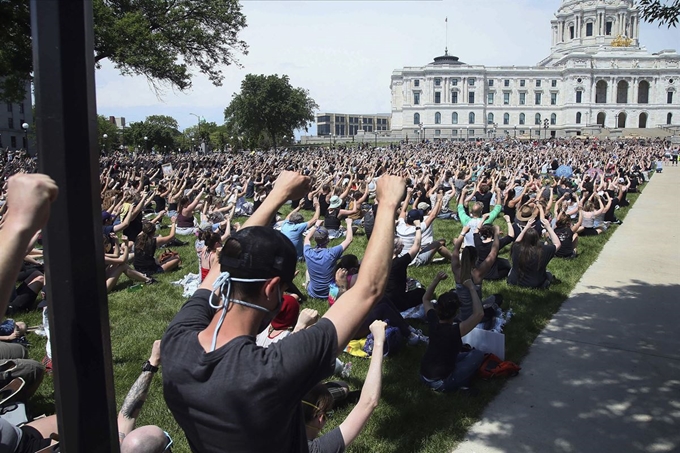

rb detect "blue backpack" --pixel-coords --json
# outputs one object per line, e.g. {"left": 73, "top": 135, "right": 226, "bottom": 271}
{"left": 362, "top": 321, "right": 404, "bottom": 357}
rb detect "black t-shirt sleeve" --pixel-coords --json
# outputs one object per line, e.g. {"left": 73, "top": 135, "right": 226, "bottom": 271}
{"left": 268, "top": 318, "right": 338, "bottom": 399}
{"left": 499, "top": 234, "right": 514, "bottom": 249}
{"left": 426, "top": 308, "right": 439, "bottom": 331}
{"left": 541, "top": 244, "right": 556, "bottom": 268}
{"left": 165, "top": 289, "right": 215, "bottom": 334}
{"left": 308, "top": 428, "right": 346, "bottom": 453}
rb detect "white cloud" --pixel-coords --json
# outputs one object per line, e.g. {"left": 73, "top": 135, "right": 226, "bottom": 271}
{"left": 94, "top": 0, "right": 680, "bottom": 131}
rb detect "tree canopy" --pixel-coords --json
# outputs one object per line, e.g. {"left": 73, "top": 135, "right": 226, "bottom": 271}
{"left": 0, "top": 0, "right": 248, "bottom": 102}
{"left": 224, "top": 74, "right": 317, "bottom": 150}
{"left": 639, "top": 0, "right": 679, "bottom": 28}
{"left": 126, "top": 115, "right": 181, "bottom": 152}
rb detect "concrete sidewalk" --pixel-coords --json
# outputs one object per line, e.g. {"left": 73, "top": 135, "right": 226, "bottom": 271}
{"left": 454, "top": 167, "right": 680, "bottom": 453}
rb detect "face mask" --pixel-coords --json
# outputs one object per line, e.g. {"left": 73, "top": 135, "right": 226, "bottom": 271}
{"left": 208, "top": 272, "right": 283, "bottom": 352}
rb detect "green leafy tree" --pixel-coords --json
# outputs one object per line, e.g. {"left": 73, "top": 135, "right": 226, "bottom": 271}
{"left": 639, "top": 0, "right": 679, "bottom": 27}
{"left": 0, "top": 0, "right": 248, "bottom": 102}
{"left": 224, "top": 74, "right": 318, "bottom": 150}
{"left": 97, "top": 115, "right": 122, "bottom": 151}
{"left": 127, "top": 115, "right": 181, "bottom": 152}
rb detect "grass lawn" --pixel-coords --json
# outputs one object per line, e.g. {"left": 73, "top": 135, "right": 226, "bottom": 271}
{"left": 20, "top": 186, "right": 645, "bottom": 453}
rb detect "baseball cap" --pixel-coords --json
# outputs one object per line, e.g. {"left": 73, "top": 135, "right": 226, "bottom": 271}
{"left": 406, "top": 209, "right": 424, "bottom": 224}
{"left": 314, "top": 227, "right": 329, "bottom": 245}
{"left": 219, "top": 226, "right": 297, "bottom": 284}
{"left": 102, "top": 211, "right": 116, "bottom": 223}
{"left": 417, "top": 202, "right": 430, "bottom": 211}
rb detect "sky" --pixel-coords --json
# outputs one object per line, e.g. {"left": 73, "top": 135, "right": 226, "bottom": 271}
{"left": 94, "top": 0, "right": 680, "bottom": 137}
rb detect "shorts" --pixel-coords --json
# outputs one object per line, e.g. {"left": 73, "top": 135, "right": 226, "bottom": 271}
{"left": 580, "top": 227, "right": 599, "bottom": 237}
{"left": 17, "top": 425, "right": 51, "bottom": 453}
{"left": 137, "top": 265, "right": 164, "bottom": 276}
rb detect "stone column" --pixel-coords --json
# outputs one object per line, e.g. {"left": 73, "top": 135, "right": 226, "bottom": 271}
{"left": 632, "top": 77, "right": 638, "bottom": 104}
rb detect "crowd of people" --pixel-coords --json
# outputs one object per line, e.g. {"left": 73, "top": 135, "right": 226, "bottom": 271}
{"left": 0, "top": 136, "right": 675, "bottom": 452}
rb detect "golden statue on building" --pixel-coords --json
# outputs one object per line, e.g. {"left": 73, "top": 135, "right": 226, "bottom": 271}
{"left": 611, "top": 34, "right": 633, "bottom": 47}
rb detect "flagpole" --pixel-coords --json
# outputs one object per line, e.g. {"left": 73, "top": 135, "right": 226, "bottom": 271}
{"left": 445, "top": 17, "right": 448, "bottom": 54}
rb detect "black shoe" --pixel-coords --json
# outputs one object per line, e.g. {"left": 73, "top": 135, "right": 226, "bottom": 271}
{"left": 145, "top": 277, "right": 158, "bottom": 285}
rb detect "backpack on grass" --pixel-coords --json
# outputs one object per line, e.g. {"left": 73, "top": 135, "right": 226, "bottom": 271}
{"left": 363, "top": 322, "right": 403, "bottom": 357}
{"left": 477, "top": 353, "right": 521, "bottom": 379}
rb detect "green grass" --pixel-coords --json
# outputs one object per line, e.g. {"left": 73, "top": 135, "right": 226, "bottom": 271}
{"left": 20, "top": 186, "right": 645, "bottom": 453}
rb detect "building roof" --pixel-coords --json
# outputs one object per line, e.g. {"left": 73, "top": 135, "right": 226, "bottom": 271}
{"left": 429, "top": 50, "right": 466, "bottom": 66}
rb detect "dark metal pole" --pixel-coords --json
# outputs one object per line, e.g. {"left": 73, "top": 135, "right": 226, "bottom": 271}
{"left": 31, "top": 1, "right": 120, "bottom": 452}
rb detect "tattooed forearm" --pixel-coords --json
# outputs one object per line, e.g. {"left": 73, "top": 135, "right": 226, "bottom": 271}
{"left": 120, "top": 371, "right": 154, "bottom": 420}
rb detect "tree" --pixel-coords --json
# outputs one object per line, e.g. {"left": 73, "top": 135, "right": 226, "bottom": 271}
{"left": 224, "top": 74, "right": 318, "bottom": 150}
{"left": 127, "top": 115, "right": 181, "bottom": 152}
{"left": 97, "top": 115, "right": 121, "bottom": 152}
{"left": 0, "top": 0, "right": 248, "bottom": 102}
{"left": 638, "top": 0, "right": 679, "bottom": 28}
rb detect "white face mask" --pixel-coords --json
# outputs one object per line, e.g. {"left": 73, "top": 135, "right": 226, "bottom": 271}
{"left": 208, "top": 271, "right": 283, "bottom": 352}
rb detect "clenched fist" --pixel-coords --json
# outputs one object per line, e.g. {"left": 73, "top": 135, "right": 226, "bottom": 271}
{"left": 5, "top": 174, "right": 58, "bottom": 237}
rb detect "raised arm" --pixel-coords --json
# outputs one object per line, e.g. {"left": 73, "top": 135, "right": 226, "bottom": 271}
{"left": 243, "top": 171, "right": 311, "bottom": 228}
{"left": 474, "top": 225, "right": 500, "bottom": 280}
{"left": 406, "top": 219, "right": 423, "bottom": 259}
{"left": 422, "top": 271, "right": 447, "bottom": 314}
{"left": 458, "top": 279, "right": 483, "bottom": 336}
{"left": 323, "top": 176, "right": 405, "bottom": 355}
{"left": 339, "top": 218, "right": 354, "bottom": 251}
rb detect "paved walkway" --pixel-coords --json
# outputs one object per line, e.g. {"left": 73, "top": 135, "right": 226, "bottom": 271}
{"left": 454, "top": 167, "right": 680, "bottom": 453}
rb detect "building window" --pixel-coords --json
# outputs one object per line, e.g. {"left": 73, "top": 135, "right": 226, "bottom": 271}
{"left": 488, "top": 79, "right": 494, "bottom": 87}
{"left": 452, "top": 92, "right": 458, "bottom": 104}
{"left": 569, "top": 25, "right": 575, "bottom": 39}
{"left": 519, "top": 92, "right": 526, "bottom": 105}
{"left": 535, "top": 92, "right": 542, "bottom": 105}
{"left": 520, "top": 79, "right": 525, "bottom": 87}
{"left": 452, "top": 112, "right": 458, "bottom": 124}
{"left": 606, "top": 21, "right": 613, "bottom": 35}
{"left": 503, "top": 92, "right": 510, "bottom": 105}
{"left": 504, "top": 79, "right": 510, "bottom": 87}
{"left": 452, "top": 130, "right": 458, "bottom": 136}
{"left": 576, "top": 112, "right": 582, "bottom": 124}
{"left": 468, "top": 78, "right": 475, "bottom": 86}
{"left": 414, "top": 79, "right": 420, "bottom": 87}
{"left": 550, "top": 113, "right": 557, "bottom": 125}
{"left": 551, "top": 92, "right": 557, "bottom": 105}
{"left": 519, "top": 113, "right": 525, "bottom": 125}
{"left": 434, "top": 78, "right": 441, "bottom": 87}
{"left": 617, "top": 80, "right": 629, "bottom": 103}
{"left": 535, "top": 113, "right": 541, "bottom": 125}
{"left": 576, "top": 90, "right": 583, "bottom": 103}
{"left": 536, "top": 80, "right": 541, "bottom": 88}
{"left": 11, "top": 137, "right": 17, "bottom": 148}
{"left": 503, "top": 113, "right": 509, "bottom": 125}
{"left": 435, "top": 112, "right": 441, "bottom": 124}
{"left": 435, "top": 129, "right": 441, "bottom": 136}
{"left": 414, "top": 92, "right": 420, "bottom": 105}
{"left": 468, "top": 92, "right": 475, "bottom": 104}
{"left": 586, "top": 22, "right": 593, "bottom": 36}
{"left": 487, "top": 113, "right": 494, "bottom": 125}
{"left": 487, "top": 93, "right": 494, "bottom": 104}
{"left": 551, "top": 80, "right": 557, "bottom": 88}
{"left": 8, "top": 118, "right": 14, "bottom": 129}
{"left": 638, "top": 81, "right": 650, "bottom": 104}
{"left": 468, "top": 112, "right": 475, "bottom": 124}
{"left": 451, "top": 78, "right": 458, "bottom": 86}
{"left": 435, "top": 92, "right": 441, "bottom": 104}
{"left": 413, "top": 113, "right": 420, "bottom": 125}
{"left": 668, "top": 91, "right": 674, "bottom": 104}
{"left": 6, "top": 103, "right": 11, "bottom": 113}
{"left": 668, "top": 112, "right": 673, "bottom": 124}
{"left": 596, "top": 80, "right": 608, "bottom": 103}
{"left": 469, "top": 129, "right": 475, "bottom": 137}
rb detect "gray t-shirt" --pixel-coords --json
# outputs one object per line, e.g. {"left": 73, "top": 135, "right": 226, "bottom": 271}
{"left": 0, "top": 418, "right": 22, "bottom": 453}
{"left": 308, "top": 427, "right": 345, "bottom": 453}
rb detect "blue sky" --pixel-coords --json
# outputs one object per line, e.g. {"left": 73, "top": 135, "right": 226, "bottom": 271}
{"left": 94, "top": 0, "right": 680, "bottom": 137}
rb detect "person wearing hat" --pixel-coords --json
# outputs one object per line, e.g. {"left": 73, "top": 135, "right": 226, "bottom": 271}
{"left": 304, "top": 218, "right": 354, "bottom": 299}
{"left": 302, "top": 320, "right": 386, "bottom": 453}
{"left": 323, "top": 194, "right": 359, "bottom": 240}
{"left": 161, "top": 171, "right": 406, "bottom": 453}
{"left": 281, "top": 200, "right": 321, "bottom": 259}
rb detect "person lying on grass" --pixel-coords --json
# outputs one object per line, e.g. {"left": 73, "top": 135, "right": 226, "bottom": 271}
{"left": 419, "top": 272, "right": 486, "bottom": 393}
{"left": 303, "top": 320, "right": 386, "bottom": 453}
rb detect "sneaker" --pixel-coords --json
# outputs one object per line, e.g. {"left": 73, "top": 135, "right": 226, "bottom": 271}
{"left": 341, "top": 362, "right": 352, "bottom": 378}
{"left": 42, "top": 356, "right": 53, "bottom": 374}
{"left": 145, "top": 277, "right": 159, "bottom": 285}
{"left": 408, "top": 327, "right": 429, "bottom": 345}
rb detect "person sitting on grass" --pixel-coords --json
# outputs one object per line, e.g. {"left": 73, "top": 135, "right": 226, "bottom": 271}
{"left": 451, "top": 224, "right": 502, "bottom": 321}
{"left": 577, "top": 193, "right": 606, "bottom": 236}
{"left": 133, "top": 219, "right": 181, "bottom": 277}
{"left": 302, "top": 320, "right": 386, "bottom": 453}
{"left": 507, "top": 205, "right": 562, "bottom": 289}
{"left": 396, "top": 188, "right": 450, "bottom": 266}
{"left": 553, "top": 211, "right": 582, "bottom": 259}
{"left": 457, "top": 185, "right": 503, "bottom": 248}
{"left": 304, "top": 218, "right": 354, "bottom": 299}
{"left": 281, "top": 198, "right": 321, "bottom": 260}
{"left": 419, "top": 272, "right": 486, "bottom": 393}
{"left": 473, "top": 220, "right": 515, "bottom": 281}
{"left": 104, "top": 234, "right": 157, "bottom": 292}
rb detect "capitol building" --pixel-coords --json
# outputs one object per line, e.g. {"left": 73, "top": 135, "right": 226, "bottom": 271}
{"left": 389, "top": 0, "right": 680, "bottom": 140}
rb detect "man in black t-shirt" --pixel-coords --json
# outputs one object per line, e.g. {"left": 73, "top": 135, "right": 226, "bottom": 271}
{"left": 161, "top": 171, "right": 406, "bottom": 453}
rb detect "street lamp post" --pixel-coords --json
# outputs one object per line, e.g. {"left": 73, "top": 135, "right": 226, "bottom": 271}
{"left": 102, "top": 133, "right": 108, "bottom": 154}
{"left": 374, "top": 131, "right": 378, "bottom": 148}
{"left": 466, "top": 125, "right": 469, "bottom": 141}
{"left": 514, "top": 125, "right": 517, "bottom": 138}
{"left": 21, "top": 122, "right": 29, "bottom": 151}
{"left": 143, "top": 136, "right": 148, "bottom": 152}
{"left": 529, "top": 127, "right": 532, "bottom": 141}
{"left": 543, "top": 118, "right": 549, "bottom": 139}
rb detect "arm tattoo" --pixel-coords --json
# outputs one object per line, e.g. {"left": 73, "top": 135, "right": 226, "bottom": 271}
{"left": 119, "top": 371, "right": 154, "bottom": 420}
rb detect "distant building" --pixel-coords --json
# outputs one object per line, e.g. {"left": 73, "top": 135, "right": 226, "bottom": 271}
{"left": 0, "top": 81, "right": 33, "bottom": 152}
{"left": 390, "top": 0, "right": 680, "bottom": 140}
{"left": 316, "top": 113, "right": 390, "bottom": 136}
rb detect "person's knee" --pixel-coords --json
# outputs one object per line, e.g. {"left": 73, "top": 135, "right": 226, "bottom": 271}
{"left": 121, "top": 425, "right": 168, "bottom": 453}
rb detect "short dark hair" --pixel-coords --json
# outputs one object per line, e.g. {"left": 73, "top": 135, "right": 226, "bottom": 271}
{"left": 436, "top": 290, "right": 460, "bottom": 321}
